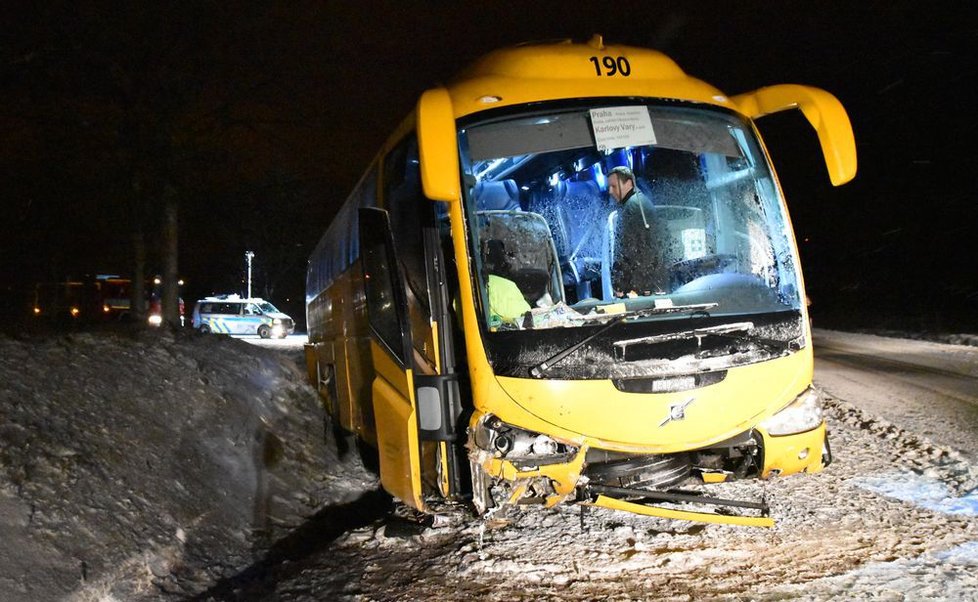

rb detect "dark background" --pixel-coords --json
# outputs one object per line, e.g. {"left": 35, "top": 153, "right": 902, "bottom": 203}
{"left": 2, "top": 2, "right": 976, "bottom": 333}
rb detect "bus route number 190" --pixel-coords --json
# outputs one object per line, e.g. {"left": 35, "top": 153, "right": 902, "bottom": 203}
{"left": 589, "top": 56, "right": 631, "bottom": 77}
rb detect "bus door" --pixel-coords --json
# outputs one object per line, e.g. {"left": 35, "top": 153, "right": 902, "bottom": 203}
{"left": 358, "top": 207, "right": 462, "bottom": 510}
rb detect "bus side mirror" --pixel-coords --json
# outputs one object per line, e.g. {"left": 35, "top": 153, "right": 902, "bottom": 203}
{"left": 416, "top": 88, "right": 461, "bottom": 203}
{"left": 733, "top": 84, "right": 857, "bottom": 186}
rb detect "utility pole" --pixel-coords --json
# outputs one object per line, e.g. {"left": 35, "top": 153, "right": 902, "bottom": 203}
{"left": 245, "top": 251, "right": 255, "bottom": 298}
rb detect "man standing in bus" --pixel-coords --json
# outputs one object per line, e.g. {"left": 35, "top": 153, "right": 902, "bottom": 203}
{"left": 608, "top": 165, "right": 667, "bottom": 296}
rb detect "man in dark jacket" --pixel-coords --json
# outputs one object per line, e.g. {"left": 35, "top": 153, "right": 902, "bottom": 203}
{"left": 608, "top": 166, "right": 668, "bottom": 296}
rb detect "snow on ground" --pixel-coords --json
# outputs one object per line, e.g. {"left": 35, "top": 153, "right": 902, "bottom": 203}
{"left": 814, "top": 329, "right": 978, "bottom": 469}
{"left": 2, "top": 327, "right": 978, "bottom": 600}
{"left": 0, "top": 328, "right": 376, "bottom": 601}
{"left": 212, "top": 391, "right": 978, "bottom": 601}
{"left": 848, "top": 329, "right": 978, "bottom": 349}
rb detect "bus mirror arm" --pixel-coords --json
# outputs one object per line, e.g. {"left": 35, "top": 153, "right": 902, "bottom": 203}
{"left": 732, "top": 84, "right": 857, "bottom": 187}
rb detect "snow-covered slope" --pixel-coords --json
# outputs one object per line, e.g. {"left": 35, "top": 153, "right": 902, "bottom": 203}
{"left": 0, "top": 329, "right": 375, "bottom": 600}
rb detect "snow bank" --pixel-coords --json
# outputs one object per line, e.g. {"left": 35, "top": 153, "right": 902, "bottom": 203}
{"left": 0, "top": 329, "right": 375, "bottom": 600}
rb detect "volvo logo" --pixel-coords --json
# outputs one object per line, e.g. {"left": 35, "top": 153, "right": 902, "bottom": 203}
{"left": 659, "top": 397, "right": 695, "bottom": 427}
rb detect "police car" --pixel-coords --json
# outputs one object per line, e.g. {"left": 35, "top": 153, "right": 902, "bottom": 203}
{"left": 192, "top": 295, "right": 295, "bottom": 338}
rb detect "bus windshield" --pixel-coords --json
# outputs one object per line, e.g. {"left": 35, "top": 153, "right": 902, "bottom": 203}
{"left": 459, "top": 103, "right": 802, "bottom": 335}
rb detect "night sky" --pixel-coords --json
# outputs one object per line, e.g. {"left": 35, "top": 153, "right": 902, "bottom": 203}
{"left": 2, "top": 2, "right": 976, "bottom": 332}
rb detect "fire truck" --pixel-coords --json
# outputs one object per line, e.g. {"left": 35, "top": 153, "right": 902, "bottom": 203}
{"left": 32, "top": 274, "right": 184, "bottom": 326}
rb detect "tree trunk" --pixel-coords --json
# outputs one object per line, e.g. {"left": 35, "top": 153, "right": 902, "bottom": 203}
{"left": 131, "top": 228, "right": 146, "bottom": 323}
{"left": 162, "top": 196, "right": 180, "bottom": 327}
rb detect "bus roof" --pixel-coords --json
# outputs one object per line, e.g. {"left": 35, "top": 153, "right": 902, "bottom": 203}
{"left": 444, "top": 35, "right": 734, "bottom": 119}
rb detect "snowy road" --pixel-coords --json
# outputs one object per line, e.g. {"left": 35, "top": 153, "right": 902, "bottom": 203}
{"left": 204, "top": 330, "right": 978, "bottom": 601}
{"left": 814, "top": 329, "right": 978, "bottom": 461}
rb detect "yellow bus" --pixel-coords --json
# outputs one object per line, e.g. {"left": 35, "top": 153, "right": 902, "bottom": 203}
{"left": 305, "top": 35, "right": 856, "bottom": 527}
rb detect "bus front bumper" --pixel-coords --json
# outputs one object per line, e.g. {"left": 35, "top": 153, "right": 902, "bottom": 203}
{"left": 469, "top": 446, "right": 774, "bottom": 527}
{"left": 467, "top": 413, "right": 828, "bottom": 527}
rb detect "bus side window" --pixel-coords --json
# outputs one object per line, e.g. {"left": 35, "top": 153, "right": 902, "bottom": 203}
{"left": 385, "top": 135, "right": 436, "bottom": 371}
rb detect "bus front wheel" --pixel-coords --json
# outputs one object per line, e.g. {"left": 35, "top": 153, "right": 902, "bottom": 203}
{"left": 258, "top": 325, "right": 271, "bottom": 339}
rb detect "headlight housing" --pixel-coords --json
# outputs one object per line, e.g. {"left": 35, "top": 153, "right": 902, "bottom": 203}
{"left": 760, "top": 386, "right": 823, "bottom": 436}
{"left": 471, "top": 414, "right": 577, "bottom": 462}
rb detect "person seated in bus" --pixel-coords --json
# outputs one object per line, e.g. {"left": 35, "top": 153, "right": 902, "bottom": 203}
{"left": 483, "top": 239, "right": 531, "bottom": 326}
{"left": 607, "top": 165, "right": 668, "bottom": 296}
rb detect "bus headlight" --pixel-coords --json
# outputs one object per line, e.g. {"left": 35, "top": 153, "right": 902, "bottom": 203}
{"left": 147, "top": 314, "right": 163, "bottom": 327}
{"left": 760, "top": 386, "right": 823, "bottom": 436}
{"left": 472, "top": 415, "right": 576, "bottom": 461}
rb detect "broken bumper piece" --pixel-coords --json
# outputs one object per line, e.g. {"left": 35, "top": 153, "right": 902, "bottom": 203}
{"left": 584, "top": 484, "right": 774, "bottom": 528}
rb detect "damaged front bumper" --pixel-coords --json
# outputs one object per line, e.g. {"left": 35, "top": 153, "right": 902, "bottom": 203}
{"left": 469, "top": 414, "right": 587, "bottom": 513}
{"left": 467, "top": 413, "right": 829, "bottom": 527}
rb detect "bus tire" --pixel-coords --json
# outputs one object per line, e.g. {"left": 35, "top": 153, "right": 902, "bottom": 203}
{"left": 198, "top": 325, "right": 211, "bottom": 334}
{"left": 258, "top": 325, "right": 271, "bottom": 339}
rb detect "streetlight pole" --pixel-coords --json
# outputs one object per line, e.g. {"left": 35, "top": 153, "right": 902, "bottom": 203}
{"left": 245, "top": 251, "right": 255, "bottom": 298}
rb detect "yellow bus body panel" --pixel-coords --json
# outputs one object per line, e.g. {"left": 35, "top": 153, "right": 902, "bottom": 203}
{"left": 450, "top": 73, "right": 730, "bottom": 118}
{"left": 448, "top": 40, "right": 733, "bottom": 118}
{"left": 760, "top": 422, "right": 827, "bottom": 477}
{"left": 306, "top": 266, "right": 375, "bottom": 441}
{"left": 479, "top": 347, "right": 812, "bottom": 452}
{"left": 369, "top": 342, "right": 425, "bottom": 511}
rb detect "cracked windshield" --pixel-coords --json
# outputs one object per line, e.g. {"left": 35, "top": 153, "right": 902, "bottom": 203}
{"left": 459, "top": 104, "right": 802, "bottom": 334}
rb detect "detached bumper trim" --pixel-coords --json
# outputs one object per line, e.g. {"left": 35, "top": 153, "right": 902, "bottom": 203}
{"left": 590, "top": 486, "right": 774, "bottom": 527}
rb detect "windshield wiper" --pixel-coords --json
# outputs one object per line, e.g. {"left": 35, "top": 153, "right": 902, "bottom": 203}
{"left": 613, "top": 321, "right": 796, "bottom": 359}
{"left": 528, "top": 302, "right": 718, "bottom": 378}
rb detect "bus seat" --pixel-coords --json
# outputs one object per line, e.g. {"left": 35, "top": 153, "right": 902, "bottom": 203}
{"left": 555, "top": 180, "right": 603, "bottom": 258}
{"left": 530, "top": 179, "right": 604, "bottom": 298}
{"left": 474, "top": 179, "right": 521, "bottom": 211}
{"left": 483, "top": 237, "right": 548, "bottom": 306}
{"left": 510, "top": 268, "right": 551, "bottom": 304}
{"left": 478, "top": 211, "right": 564, "bottom": 306}
{"left": 600, "top": 210, "right": 619, "bottom": 300}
